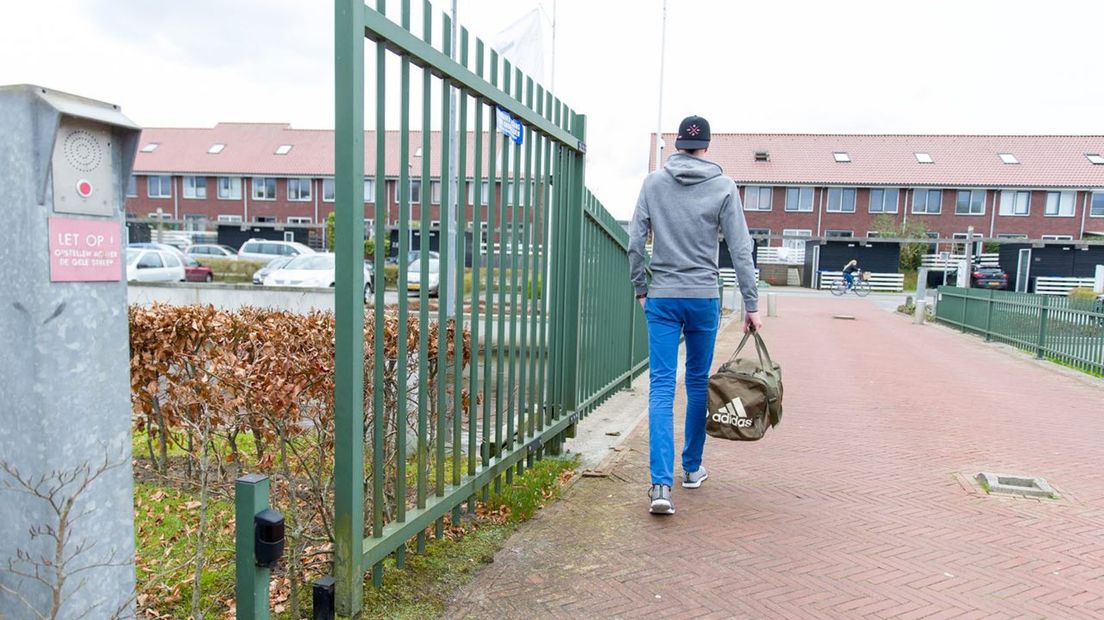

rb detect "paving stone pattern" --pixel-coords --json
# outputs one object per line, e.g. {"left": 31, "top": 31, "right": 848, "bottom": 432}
{"left": 447, "top": 296, "right": 1104, "bottom": 619}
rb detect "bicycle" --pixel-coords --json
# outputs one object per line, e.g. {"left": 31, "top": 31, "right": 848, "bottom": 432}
{"left": 831, "top": 270, "right": 871, "bottom": 297}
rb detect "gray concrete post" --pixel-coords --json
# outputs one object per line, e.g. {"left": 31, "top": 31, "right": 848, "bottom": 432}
{"left": 767, "top": 292, "right": 778, "bottom": 317}
{"left": 0, "top": 85, "right": 140, "bottom": 617}
{"left": 914, "top": 299, "right": 927, "bottom": 324}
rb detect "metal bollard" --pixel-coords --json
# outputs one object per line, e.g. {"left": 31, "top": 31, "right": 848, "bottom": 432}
{"left": 914, "top": 299, "right": 927, "bottom": 324}
{"left": 767, "top": 292, "right": 778, "bottom": 317}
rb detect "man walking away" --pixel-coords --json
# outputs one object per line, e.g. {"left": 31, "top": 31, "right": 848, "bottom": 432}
{"left": 628, "top": 115, "right": 762, "bottom": 515}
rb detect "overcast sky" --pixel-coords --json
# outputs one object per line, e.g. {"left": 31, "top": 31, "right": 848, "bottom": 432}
{"left": 4, "top": 0, "right": 1104, "bottom": 219}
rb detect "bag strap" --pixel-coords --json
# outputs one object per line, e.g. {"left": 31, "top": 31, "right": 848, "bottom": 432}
{"left": 729, "top": 327, "right": 775, "bottom": 369}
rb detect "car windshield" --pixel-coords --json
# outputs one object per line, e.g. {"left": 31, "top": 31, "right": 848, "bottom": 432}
{"left": 265, "top": 257, "right": 292, "bottom": 271}
{"left": 126, "top": 249, "right": 141, "bottom": 265}
{"left": 283, "top": 254, "right": 335, "bottom": 270}
{"left": 409, "top": 258, "right": 440, "bottom": 273}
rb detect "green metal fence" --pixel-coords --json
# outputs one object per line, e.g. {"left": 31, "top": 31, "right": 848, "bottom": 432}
{"left": 332, "top": 1, "right": 648, "bottom": 614}
{"left": 935, "top": 287, "right": 1104, "bottom": 376}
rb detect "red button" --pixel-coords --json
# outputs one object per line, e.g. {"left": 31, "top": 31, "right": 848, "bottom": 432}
{"left": 77, "top": 180, "right": 93, "bottom": 198}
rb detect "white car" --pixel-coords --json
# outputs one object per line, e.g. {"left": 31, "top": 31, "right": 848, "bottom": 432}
{"left": 186, "top": 244, "right": 238, "bottom": 260}
{"left": 126, "top": 249, "right": 186, "bottom": 283}
{"left": 407, "top": 257, "right": 441, "bottom": 297}
{"left": 238, "top": 239, "right": 315, "bottom": 264}
{"left": 263, "top": 253, "right": 374, "bottom": 301}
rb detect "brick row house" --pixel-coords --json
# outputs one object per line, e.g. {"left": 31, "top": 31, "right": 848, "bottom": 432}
{"left": 651, "top": 133, "right": 1104, "bottom": 252}
{"left": 126, "top": 123, "right": 536, "bottom": 247}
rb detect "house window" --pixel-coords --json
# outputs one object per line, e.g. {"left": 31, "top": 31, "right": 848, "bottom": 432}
{"left": 955, "top": 190, "right": 985, "bottom": 215}
{"left": 912, "top": 189, "right": 942, "bottom": 214}
{"left": 915, "top": 152, "right": 933, "bottom": 164}
{"left": 217, "top": 214, "right": 242, "bottom": 223}
{"left": 147, "top": 175, "right": 172, "bottom": 198}
{"left": 184, "top": 214, "right": 206, "bottom": 231}
{"left": 784, "top": 187, "right": 813, "bottom": 212}
{"left": 825, "top": 230, "right": 853, "bottom": 238}
{"left": 833, "top": 152, "right": 851, "bottom": 163}
{"left": 126, "top": 176, "right": 137, "bottom": 197}
{"left": 743, "top": 186, "right": 773, "bottom": 211}
{"left": 322, "top": 178, "right": 335, "bottom": 202}
{"left": 866, "top": 231, "right": 881, "bottom": 238}
{"left": 999, "top": 153, "right": 1019, "bottom": 164}
{"left": 183, "top": 176, "right": 207, "bottom": 199}
{"left": 869, "top": 188, "right": 899, "bottom": 214}
{"left": 1092, "top": 192, "right": 1104, "bottom": 217}
{"left": 218, "top": 177, "right": 242, "bottom": 200}
{"left": 288, "top": 216, "right": 312, "bottom": 225}
{"left": 999, "top": 190, "right": 1031, "bottom": 216}
{"left": 996, "top": 233, "right": 1027, "bottom": 239}
{"left": 408, "top": 180, "right": 420, "bottom": 204}
{"left": 364, "top": 219, "right": 374, "bottom": 239}
{"left": 1086, "top": 154, "right": 1104, "bottom": 165}
{"left": 747, "top": 228, "right": 770, "bottom": 237}
{"left": 252, "top": 177, "right": 277, "bottom": 201}
{"left": 364, "top": 179, "right": 377, "bottom": 203}
{"left": 287, "top": 178, "right": 312, "bottom": 201}
{"left": 208, "top": 143, "right": 225, "bottom": 154}
{"left": 468, "top": 180, "right": 491, "bottom": 205}
{"left": 1044, "top": 191, "right": 1076, "bottom": 217}
{"left": 275, "top": 144, "right": 293, "bottom": 155}
{"left": 826, "top": 188, "right": 856, "bottom": 213}
{"left": 782, "top": 229, "right": 812, "bottom": 251}
{"left": 141, "top": 143, "right": 159, "bottom": 153}
{"left": 1042, "top": 234, "right": 1073, "bottom": 241}
{"left": 253, "top": 216, "right": 277, "bottom": 223}
{"left": 430, "top": 181, "right": 443, "bottom": 204}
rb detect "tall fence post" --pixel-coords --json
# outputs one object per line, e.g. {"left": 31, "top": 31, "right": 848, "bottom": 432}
{"left": 560, "top": 114, "right": 587, "bottom": 418}
{"left": 984, "top": 289, "right": 995, "bottom": 342}
{"left": 1036, "top": 295, "right": 1050, "bottom": 359}
{"left": 236, "top": 474, "right": 271, "bottom": 620}
{"left": 960, "top": 288, "right": 969, "bottom": 333}
{"left": 333, "top": 0, "right": 366, "bottom": 614}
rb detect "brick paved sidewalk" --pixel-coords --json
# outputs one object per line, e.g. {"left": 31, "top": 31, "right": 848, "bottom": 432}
{"left": 447, "top": 295, "right": 1104, "bottom": 619}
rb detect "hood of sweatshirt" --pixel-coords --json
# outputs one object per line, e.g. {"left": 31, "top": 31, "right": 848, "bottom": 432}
{"left": 663, "top": 153, "right": 724, "bottom": 186}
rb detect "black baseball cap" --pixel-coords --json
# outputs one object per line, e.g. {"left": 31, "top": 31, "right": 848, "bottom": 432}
{"left": 675, "top": 115, "right": 711, "bottom": 150}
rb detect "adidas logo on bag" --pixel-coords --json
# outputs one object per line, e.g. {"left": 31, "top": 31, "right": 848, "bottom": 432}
{"left": 712, "top": 397, "right": 753, "bottom": 428}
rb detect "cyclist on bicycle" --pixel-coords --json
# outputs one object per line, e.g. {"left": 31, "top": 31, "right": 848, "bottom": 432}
{"left": 842, "top": 259, "right": 860, "bottom": 290}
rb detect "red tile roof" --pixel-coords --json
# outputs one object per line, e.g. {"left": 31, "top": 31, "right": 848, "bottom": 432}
{"left": 655, "top": 133, "right": 1104, "bottom": 189}
{"left": 134, "top": 123, "right": 496, "bottom": 178}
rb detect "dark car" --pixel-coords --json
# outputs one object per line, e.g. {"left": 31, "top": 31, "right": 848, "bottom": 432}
{"left": 971, "top": 264, "right": 1008, "bottom": 289}
{"left": 184, "top": 257, "right": 215, "bottom": 283}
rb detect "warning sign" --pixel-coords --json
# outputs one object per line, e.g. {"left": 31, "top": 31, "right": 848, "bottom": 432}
{"left": 49, "top": 217, "right": 122, "bottom": 282}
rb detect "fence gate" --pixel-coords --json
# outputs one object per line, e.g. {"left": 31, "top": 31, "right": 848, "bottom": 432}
{"left": 332, "top": 1, "right": 648, "bottom": 615}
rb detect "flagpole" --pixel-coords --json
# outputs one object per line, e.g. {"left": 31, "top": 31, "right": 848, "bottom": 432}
{"left": 654, "top": 0, "right": 667, "bottom": 172}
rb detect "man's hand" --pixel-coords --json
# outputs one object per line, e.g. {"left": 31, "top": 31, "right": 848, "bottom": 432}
{"left": 638, "top": 296, "right": 646, "bottom": 309}
{"left": 744, "top": 311, "right": 763, "bottom": 333}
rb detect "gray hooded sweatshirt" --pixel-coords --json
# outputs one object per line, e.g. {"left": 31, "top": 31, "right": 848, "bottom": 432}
{"left": 628, "top": 153, "right": 758, "bottom": 313}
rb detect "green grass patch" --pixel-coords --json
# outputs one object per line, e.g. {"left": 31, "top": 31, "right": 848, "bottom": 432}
{"left": 1045, "top": 354, "right": 1104, "bottom": 378}
{"left": 902, "top": 270, "right": 918, "bottom": 292}
{"left": 134, "top": 481, "right": 236, "bottom": 619}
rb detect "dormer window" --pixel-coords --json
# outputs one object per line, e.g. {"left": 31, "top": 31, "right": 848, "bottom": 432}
{"left": 754, "top": 150, "right": 770, "bottom": 162}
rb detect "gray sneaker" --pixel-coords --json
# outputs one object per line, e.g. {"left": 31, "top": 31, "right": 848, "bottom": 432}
{"left": 649, "top": 484, "right": 675, "bottom": 515}
{"left": 682, "top": 466, "right": 708, "bottom": 489}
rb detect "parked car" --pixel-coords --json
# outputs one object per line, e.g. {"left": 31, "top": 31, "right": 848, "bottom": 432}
{"left": 252, "top": 256, "right": 292, "bottom": 285}
{"left": 407, "top": 257, "right": 441, "bottom": 297}
{"left": 971, "top": 263, "right": 1009, "bottom": 289}
{"left": 186, "top": 244, "right": 238, "bottom": 260}
{"left": 386, "top": 250, "right": 439, "bottom": 266}
{"left": 263, "top": 253, "right": 374, "bottom": 301}
{"left": 237, "top": 239, "right": 315, "bottom": 263}
{"left": 126, "top": 248, "right": 186, "bottom": 283}
{"left": 129, "top": 242, "right": 188, "bottom": 262}
{"left": 183, "top": 257, "right": 214, "bottom": 283}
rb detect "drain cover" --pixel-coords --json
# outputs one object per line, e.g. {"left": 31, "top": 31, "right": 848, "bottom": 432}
{"left": 976, "top": 472, "right": 1056, "bottom": 499}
